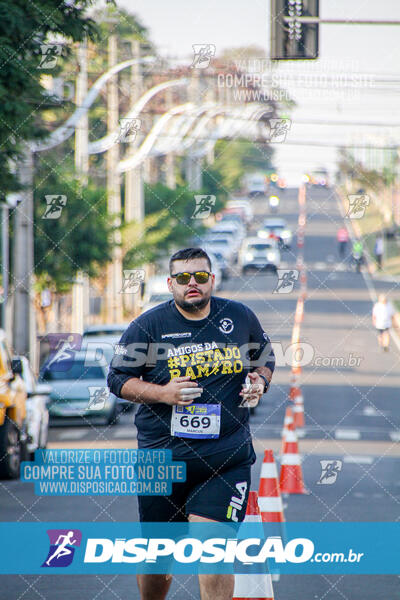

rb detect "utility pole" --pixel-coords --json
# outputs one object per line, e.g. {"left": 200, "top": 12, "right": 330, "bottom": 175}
{"left": 125, "top": 40, "right": 144, "bottom": 222}
{"left": 124, "top": 40, "right": 144, "bottom": 318}
{"left": 13, "top": 146, "right": 35, "bottom": 361}
{"left": 1, "top": 205, "right": 8, "bottom": 331}
{"left": 165, "top": 86, "right": 176, "bottom": 189}
{"left": 71, "top": 39, "right": 89, "bottom": 335}
{"left": 106, "top": 34, "right": 123, "bottom": 323}
{"left": 185, "top": 70, "right": 202, "bottom": 190}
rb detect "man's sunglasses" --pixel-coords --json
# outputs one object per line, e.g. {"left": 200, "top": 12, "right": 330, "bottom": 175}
{"left": 171, "top": 271, "right": 211, "bottom": 285}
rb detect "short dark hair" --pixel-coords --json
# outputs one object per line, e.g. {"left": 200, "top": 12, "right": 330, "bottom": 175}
{"left": 169, "top": 247, "right": 211, "bottom": 273}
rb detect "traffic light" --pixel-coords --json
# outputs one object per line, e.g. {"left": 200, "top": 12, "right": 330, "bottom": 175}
{"left": 270, "top": 0, "right": 319, "bottom": 60}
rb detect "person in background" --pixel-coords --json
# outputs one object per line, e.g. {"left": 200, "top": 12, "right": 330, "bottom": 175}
{"left": 372, "top": 294, "right": 395, "bottom": 351}
{"left": 352, "top": 238, "right": 364, "bottom": 272}
{"left": 337, "top": 227, "right": 349, "bottom": 259}
{"left": 374, "top": 233, "right": 384, "bottom": 270}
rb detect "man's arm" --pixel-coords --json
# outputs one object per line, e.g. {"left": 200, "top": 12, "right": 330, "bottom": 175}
{"left": 120, "top": 375, "right": 200, "bottom": 407}
{"left": 120, "top": 377, "right": 166, "bottom": 404}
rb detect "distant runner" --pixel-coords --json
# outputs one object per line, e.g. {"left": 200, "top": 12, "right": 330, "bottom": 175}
{"left": 336, "top": 227, "right": 349, "bottom": 259}
{"left": 352, "top": 238, "right": 364, "bottom": 272}
{"left": 108, "top": 247, "right": 275, "bottom": 600}
{"left": 374, "top": 233, "right": 384, "bottom": 270}
{"left": 372, "top": 294, "right": 395, "bottom": 351}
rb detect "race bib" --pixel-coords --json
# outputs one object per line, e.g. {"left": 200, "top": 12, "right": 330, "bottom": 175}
{"left": 171, "top": 404, "right": 221, "bottom": 439}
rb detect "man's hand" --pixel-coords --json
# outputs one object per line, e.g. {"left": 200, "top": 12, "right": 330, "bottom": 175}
{"left": 160, "top": 376, "right": 202, "bottom": 406}
{"left": 239, "top": 372, "right": 265, "bottom": 408}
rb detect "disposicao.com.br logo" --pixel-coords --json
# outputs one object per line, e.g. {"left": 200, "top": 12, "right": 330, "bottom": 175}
{"left": 83, "top": 535, "right": 313, "bottom": 565}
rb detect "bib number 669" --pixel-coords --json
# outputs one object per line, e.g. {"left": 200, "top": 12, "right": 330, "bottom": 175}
{"left": 180, "top": 415, "right": 211, "bottom": 429}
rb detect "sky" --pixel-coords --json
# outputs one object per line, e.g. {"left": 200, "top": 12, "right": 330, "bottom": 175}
{"left": 117, "top": 0, "right": 400, "bottom": 185}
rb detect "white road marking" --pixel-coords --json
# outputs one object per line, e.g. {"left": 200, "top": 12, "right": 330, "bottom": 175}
{"left": 58, "top": 429, "right": 89, "bottom": 440}
{"left": 335, "top": 429, "right": 361, "bottom": 440}
{"left": 362, "top": 406, "right": 386, "bottom": 417}
{"left": 343, "top": 455, "right": 374, "bottom": 464}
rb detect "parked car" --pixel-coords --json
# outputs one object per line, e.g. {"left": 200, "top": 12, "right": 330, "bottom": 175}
{"left": 258, "top": 218, "right": 293, "bottom": 249}
{"left": 39, "top": 350, "right": 119, "bottom": 425}
{"left": 239, "top": 237, "right": 280, "bottom": 274}
{"left": 82, "top": 323, "right": 130, "bottom": 343}
{"left": 19, "top": 356, "right": 50, "bottom": 460}
{"left": 0, "top": 330, "right": 28, "bottom": 479}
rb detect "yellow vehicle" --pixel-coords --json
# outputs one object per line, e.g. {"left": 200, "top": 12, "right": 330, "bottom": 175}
{"left": 0, "top": 329, "right": 27, "bottom": 479}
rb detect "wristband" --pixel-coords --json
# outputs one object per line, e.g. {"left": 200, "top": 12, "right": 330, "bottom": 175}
{"left": 258, "top": 374, "right": 270, "bottom": 393}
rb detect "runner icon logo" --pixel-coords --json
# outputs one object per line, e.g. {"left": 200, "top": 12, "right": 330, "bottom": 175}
{"left": 317, "top": 460, "right": 342, "bottom": 485}
{"left": 42, "top": 529, "right": 82, "bottom": 567}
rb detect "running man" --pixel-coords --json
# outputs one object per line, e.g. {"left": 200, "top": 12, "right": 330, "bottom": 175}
{"left": 107, "top": 247, "right": 275, "bottom": 600}
{"left": 372, "top": 294, "right": 395, "bottom": 351}
{"left": 374, "top": 233, "right": 384, "bottom": 270}
{"left": 46, "top": 531, "right": 77, "bottom": 566}
{"left": 336, "top": 227, "right": 349, "bottom": 259}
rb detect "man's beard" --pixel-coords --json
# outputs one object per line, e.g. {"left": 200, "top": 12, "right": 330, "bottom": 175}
{"left": 174, "top": 290, "right": 210, "bottom": 313}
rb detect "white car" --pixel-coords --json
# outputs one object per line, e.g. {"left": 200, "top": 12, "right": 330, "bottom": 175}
{"left": 210, "top": 222, "right": 246, "bottom": 244}
{"left": 141, "top": 275, "right": 172, "bottom": 313}
{"left": 239, "top": 237, "right": 280, "bottom": 274}
{"left": 201, "top": 235, "right": 236, "bottom": 264}
{"left": 19, "top": 356, "right": 50, "bottom": 460}
{"left": 205, "top": 250, "right": 222, "bottom": 291}
{"left": 244, "top": 173, "right": 267, "bottom": 197}
{"left": 258, "top": 218, "right": 293, "bottom": 249}
{"left": 226, "top": 199, "right": 253, "bottom": 224}
{"left": 202, "top": 246, "right": 230, "bottom": 280}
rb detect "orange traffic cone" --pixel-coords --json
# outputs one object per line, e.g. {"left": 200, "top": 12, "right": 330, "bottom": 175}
{"left": 258, "top": 450, "right": 285, "bottom": 523}
{"left": 279, "top": 423, "right": 307, "bottom": 494}
{"left": 295, "top": 298, "right": 304, "bottom": 323}
{"left": 300, "top": 269, "right": 307, "bottom": 293}
{"left": 289, "top": 385, "right": 302, "bottom": 402}
{"left": 281, "top": 406, "right": 294, "bottom": 454}
{"left": 291, "top": 323, "right": 300, "bottom": 345}
{"left": 293, "top": 392, "right": 305, "bottom": 428}
{"left": 233, "top": 491, "right": 274, "bottom": 600}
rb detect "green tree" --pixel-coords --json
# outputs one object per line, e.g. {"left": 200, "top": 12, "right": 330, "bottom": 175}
{"left": 0, "top": 0, "right": 97, "bottom": 194}
{"left": 203, "top": 138, "right": 274, "bottom": 193}
{"left": 122, "top": 183, "right": 207, "bottom": 268}
{"left": 34, "top": 156, "right": 114, "bottom": 293}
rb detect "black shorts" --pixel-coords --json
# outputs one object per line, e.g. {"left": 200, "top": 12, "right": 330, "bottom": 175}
{"left": 377, "top": 328, "right": 389, "bottom": 333}
{"left": 138, "top": 443, "right": 256, "bottom": 523}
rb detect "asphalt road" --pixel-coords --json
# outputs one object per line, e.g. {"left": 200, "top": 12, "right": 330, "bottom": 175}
{"left": 1, "top": 186, "right": 399, "bottom": 599}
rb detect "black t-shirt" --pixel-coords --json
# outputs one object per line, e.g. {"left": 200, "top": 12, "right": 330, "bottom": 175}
{"left": 107, "top": 296, "right": 275, "bottom": 457}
